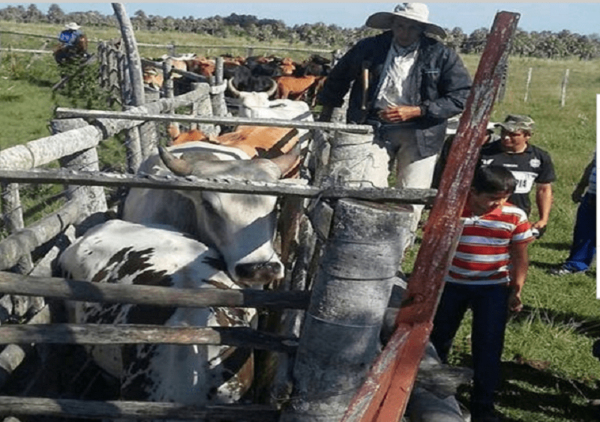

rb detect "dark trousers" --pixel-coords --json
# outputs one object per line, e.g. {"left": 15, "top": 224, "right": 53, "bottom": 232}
{"left": 564, "top": 193, "right": 596, "bottom": 272}
{"left": 430, "top": 282, "right": 511, "bottom": 410}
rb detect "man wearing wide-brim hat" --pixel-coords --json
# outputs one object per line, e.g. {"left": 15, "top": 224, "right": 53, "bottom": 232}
{"left": 56, "top": 21, "right": 88, "bottom": 64}
{"left": 318, "top": 3, "right": 472, "bottom": 243}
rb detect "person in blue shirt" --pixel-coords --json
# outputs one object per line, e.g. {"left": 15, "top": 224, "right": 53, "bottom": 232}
{"left": 55, "top": 22, "right": 88, "bottom": 64}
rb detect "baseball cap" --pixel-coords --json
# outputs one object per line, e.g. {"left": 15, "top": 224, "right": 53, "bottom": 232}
{"left": 495, "top": 114, "right": 535, "bottom": 133}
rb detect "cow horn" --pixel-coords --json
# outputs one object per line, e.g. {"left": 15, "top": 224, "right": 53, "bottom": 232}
{"left": 265, "top": 78, "right": 277, "bottom": 98}
{"left": 227, "top": 77, "right": 240, "bottom": 98}
{"left": 158, "top": 146, "right": 192, "bottom": 176}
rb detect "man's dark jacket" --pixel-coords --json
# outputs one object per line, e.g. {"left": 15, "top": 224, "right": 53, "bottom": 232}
{"left": 319, "top": 31, "right": 472, "bottom": 158}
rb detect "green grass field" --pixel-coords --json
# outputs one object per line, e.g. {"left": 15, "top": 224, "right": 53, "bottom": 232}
{"left": 1, "top": 22, "right": 599, "bottom": 422}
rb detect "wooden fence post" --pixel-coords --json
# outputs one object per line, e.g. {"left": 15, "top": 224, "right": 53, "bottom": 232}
{"left": 496, "top": 60, "right": 508, "bottom": 102}
{"left": 524, "top": 67, "right": 532, "bottom": 102}
{"left": 0, "top": 182, "right": 37, "bottom": 319}
{"left": 50, "top": 118, "right": 108, "bottom": 232}
{"left": 280, "top": 199, "right": 412, "bottom": 421}
{"left": 210, "top": 56, "right": 228, "bottom": 119}
{"left": 560, "top": 69, "right": 569, "bottom": 107}
{"left": 113, "top": 2, "right": 146, "bottom": 171}
{"left": 98, "top": 41, "right": 108, "bottom": 90}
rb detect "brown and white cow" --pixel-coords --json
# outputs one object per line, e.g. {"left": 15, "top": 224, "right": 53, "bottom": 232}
{"left": 121, "top": 141, "right": 299, "bottom": 285}
{"left": 59, "top": 219, "right": 258, "bottom": 417}
{"left": 167, "top": 125, "right": 300, "bottom": 169}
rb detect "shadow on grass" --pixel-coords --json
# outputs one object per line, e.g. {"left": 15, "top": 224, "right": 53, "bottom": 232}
{"left": 26, "top": 76, "right": 59, "bottom": 88}
{"left": 453, "top": 352, "right": 600, "bottom": 422}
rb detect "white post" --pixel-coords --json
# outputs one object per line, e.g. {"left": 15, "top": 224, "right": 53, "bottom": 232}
{"left": 560, "top": 69, "right": 570, "bottom": 108}
{"left": 524, "top": 67, "right": 532, "bottom": 103}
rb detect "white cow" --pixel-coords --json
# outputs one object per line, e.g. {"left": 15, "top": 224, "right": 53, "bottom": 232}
{"left": 227, "top": 78, "right": 315, "bottom": 148}
{"left": 59, "top": 220, "right": 256, "bottom": 419}
{"left": 122, "top": 141, "right": 298, "bottom": 286}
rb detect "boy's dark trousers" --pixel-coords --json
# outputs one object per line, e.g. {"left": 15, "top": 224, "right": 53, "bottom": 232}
{"left": 430, "top": 282, "right": 511, "bottom": 412}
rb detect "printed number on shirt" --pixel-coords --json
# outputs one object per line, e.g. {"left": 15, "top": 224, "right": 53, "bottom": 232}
{"left": 513, "top": 171, "right": 537, "bottom": 194}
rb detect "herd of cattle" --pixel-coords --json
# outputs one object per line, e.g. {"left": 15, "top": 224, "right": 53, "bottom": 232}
{"left": 143, "top": 53, "right": 331, "bottom": 107}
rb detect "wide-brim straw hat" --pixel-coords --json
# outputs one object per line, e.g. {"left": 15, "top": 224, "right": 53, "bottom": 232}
{"left": 366, "top": 3, "right": 446, "bottom": 39}
{"left": 64, "top": 22, "right": 81, "bottom": 31}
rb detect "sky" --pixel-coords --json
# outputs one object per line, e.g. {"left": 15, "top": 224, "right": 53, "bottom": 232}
{"left": 3, "top": 2, "right": 600, "bottom": 36}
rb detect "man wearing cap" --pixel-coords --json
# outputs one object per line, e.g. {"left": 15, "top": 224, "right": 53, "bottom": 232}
{"left": 479, "top": 114, "right": 556, "bottom": 237}
{"left": 55, "top": 22, "right": 88, "bottom": 64}
{"left": 318, "top": 3, "right": 471, "bottom": 243}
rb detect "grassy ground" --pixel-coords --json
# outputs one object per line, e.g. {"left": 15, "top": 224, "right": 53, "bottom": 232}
{"left": 1, "top": 22, "right": 599, "bottom": 421}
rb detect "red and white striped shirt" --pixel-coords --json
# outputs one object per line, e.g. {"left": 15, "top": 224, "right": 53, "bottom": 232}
{"left": 446, "top": 202, "right": 533, "bottom": 285}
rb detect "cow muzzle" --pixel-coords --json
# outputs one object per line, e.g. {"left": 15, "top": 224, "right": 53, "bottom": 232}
{"left": 235, "top": 261, "right": 283, "bottom": 285}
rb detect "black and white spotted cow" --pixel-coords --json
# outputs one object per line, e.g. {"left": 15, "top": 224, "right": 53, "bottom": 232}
{"left": 59, "top": 219, "right": 257, "bottom": 414}
{"left": 122, "top": 141, "right": 299, "bottom": 286}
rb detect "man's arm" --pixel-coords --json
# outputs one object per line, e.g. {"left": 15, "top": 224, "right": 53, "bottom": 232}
{"left": 509, "top": 242, "right": 529, "bottom": 312}
{"left": 533, "top": 183, "right": 552, "bottom": 230}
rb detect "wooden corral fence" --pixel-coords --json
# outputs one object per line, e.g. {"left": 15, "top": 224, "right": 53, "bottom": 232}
{"left": 0, "top": 10, "right": 432, "bottom": 421}
{"left": 0, "top": 6, "right": 516, "bottom": 421}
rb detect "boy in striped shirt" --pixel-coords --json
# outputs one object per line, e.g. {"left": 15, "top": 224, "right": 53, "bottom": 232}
{"left": 431, "top": 165, "right": 534, "bottom": 422}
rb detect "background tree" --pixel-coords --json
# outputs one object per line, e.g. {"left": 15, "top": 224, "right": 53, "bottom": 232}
{"left": 47, "top": 4, "right": 65, "bottom": 25}
{"left": 0, "top": 5, "right": 599, "bottom": 60}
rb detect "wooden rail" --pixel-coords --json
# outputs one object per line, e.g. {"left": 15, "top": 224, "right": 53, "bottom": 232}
{"left": 0, "top": 396, "right": 279, "bottom": 421}
{"left": 54, "top": 107, "right": 375, "bottom": 134}
{"left": 0, "top": 271, "right": 310, "bottom": 310}
{"left": 0, "top": 168, "right": 437, "bottom": 204}
{"left": 0, "top": 324, "right": 297, "bottom": 353}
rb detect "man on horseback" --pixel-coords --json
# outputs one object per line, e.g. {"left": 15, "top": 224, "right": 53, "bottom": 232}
{"left": 54, "top": 22, "right": 89, "bottom": 64}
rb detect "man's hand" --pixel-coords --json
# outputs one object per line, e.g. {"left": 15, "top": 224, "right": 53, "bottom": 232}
{"left": 531, "top": 220, "right": 547, "bottom": 239}
{"left": 318, "top": 105, "right": 334, "bottom": 123}
{"left": 378, "top": 105, "right": 422, "bottom": 123}
{"left": 571, "top": 185, "right": 586, "bottom": 203}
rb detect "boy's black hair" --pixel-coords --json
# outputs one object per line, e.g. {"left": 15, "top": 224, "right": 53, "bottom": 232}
{"left": 472, "top": 165, "right": 516, "bottom": 195}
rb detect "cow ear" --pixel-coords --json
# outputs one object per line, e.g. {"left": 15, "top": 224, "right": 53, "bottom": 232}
{"left": 159, "top": 146, "right": 193, "bottom": 176}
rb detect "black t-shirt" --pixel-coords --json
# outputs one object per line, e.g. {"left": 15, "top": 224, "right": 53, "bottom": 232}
{"left": 479, "top": 142, "right": 556, "bottom": 215}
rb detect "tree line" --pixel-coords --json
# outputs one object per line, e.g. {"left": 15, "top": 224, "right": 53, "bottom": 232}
{"left": 2, "top": 3, "right": 600, "bottom": 60}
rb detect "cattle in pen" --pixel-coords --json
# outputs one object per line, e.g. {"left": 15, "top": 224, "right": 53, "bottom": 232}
{"left": 58, "top": 219, "right": 259, "bottom": 418}
{"left": 121, "top": 141, "right": 299, "bottom": 285}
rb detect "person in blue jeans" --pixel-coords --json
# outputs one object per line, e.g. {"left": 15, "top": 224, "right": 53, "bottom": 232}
{"left": 430, "top": 166, "right": 534, "bottom": 422}
{"left": 551, "top": 153, "right": 596, "bottom": 275}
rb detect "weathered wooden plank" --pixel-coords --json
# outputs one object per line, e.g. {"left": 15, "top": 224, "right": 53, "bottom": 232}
{"left": 0, "top": 324, "right": 298, "bottom": 353}
{"left": 0, "top": 200, "right": 80, "bottom": 271}
{"left": 113, "top": 3, "right": 144, "bottom": 106}
{"left": 0, "top": 48, "right": 52, "bottom": 54}
{"left": 0, "top": 168, "right": 437, "bottom": 204}
{"left": 135, "top": 41, "right": 331, "bottom": 54}
{"left": 0, "top": 396, "right": 279, "bottom": 420}
{"left": 342, "top": 11, "right": 521, "bottom": 422}
{"left": 55, "top": 107, "right": 375, "bottom": 134}
{"left": 0, "top": 271, "right": 310, "bottom": 310}
{"left": 0, "top": 89, "right": 208, "bottom": 172}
